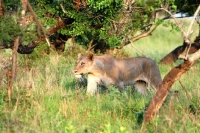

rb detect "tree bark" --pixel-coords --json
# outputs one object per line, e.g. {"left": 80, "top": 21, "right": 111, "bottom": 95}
{"left": 159, "top": 37, "right": 200, "bottom": 65}
{"left": 11, "top": 36, "right": 20, "bottom": 82}
{"left": 6, "top": 36, "right": 20, "bottom": 100}
{"left": 20, "top": 0, "right": 27, "bottom": 28}
{"left": 144, "top": 48, "right": 200, "bottom": 123}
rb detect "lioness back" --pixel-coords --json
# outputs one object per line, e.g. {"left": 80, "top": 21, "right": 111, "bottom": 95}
{"left": 74, "top": 53, "right": 162, "bottom": 95}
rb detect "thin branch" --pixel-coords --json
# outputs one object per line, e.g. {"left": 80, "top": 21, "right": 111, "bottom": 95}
{"left": 158, "top": 8, "right": 188, "bottom": 42}
{"left": 186, "top": 5, "right": 200, "bottom": 37}
{"left": 87, "top": 39, "right": 97, "bottom": 52}
{"left": 184, "top": 5, "right": 200, "bottom": 58}
{"left": 120, "top": 24, "right": 159, "bottom": 48}
{"left": 131, "top": 25, "right": 158, "bottom": 42}
{"left": 60, "top": 4, "right": 67, "bottom": 14}
{"left": 26, "top": 0, "right": 51, "bottom": 47}
{"left": 130, "top": 43, "right": 147, "bottom": 57}
{"left": 20, "top": 0, "right": 27, "bottom": 28}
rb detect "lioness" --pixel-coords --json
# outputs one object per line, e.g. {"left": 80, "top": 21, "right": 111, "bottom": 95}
{"left": 74, "top": 53, "right": 162, "bottom": 95}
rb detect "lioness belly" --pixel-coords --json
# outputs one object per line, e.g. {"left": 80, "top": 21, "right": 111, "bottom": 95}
{"left": 100, "top": 75, "right": 115, "bottom": 86}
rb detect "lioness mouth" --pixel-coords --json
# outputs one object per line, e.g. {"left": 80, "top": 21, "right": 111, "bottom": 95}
{"left": 74, "top": 74, "right": 82, "bottom": 78}
{"left": 74, "top": 71, "right": 83, "bottom": 78}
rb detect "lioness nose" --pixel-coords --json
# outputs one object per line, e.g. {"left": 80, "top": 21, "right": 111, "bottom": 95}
{"left": 74, "top": 70, "right": 77, "bottom": 73}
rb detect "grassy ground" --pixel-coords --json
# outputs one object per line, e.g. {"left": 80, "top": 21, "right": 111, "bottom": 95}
{"left": 0, "top": 19, "right": 200, "bottom": 132}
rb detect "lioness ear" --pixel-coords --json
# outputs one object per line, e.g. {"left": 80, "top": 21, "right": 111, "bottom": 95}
{"left": 87, "top": 53, "right": 94, "bottom": 61}
{"left": 78, "top": 53, "right": 82, "bottom": 59}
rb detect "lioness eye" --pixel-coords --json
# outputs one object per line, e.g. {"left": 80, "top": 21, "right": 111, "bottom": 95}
{"left": 81, "top": 62, "right": 85, "bottom": 65}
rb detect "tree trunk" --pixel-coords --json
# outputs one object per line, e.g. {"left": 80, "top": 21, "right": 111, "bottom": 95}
{"left": 6, "top": 36, "right": 20, "bottom": 100}
{"left": 144, "top": 48, "right": 200, "bottom": 123}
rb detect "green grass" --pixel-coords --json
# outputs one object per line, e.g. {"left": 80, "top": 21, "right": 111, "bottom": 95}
{"left": 0, "top": 19, "right": 200, "bottom": 132}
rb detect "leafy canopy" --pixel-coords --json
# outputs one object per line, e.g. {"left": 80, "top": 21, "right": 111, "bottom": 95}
{"left": 2, "top": 0, "right": 195, "bottom": 49}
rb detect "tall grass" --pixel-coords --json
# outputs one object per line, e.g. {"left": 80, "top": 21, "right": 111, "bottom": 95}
{"left": 0, "top": 19, "right": 200, "bottom": 132}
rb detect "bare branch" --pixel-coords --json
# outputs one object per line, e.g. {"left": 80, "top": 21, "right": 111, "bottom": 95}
{"left": 26, "top": 0, "right": 51, "bottom": 47}
{"left": 86, "top": 39, "right": 97, "bottom": 52}
{"left": 184, "top": 5, "right": 200, "bottom": 59}
{"left": 187, "top": 5, "right": 200, "bottom": 37}
{"left": 60, "top": 4, "right": 67, "bottom": 14}
{"left": 131, "top": 25, "right": 158, "bottom": 42}
{"left": 120, "top": 24, "right": 159, "bottom": 48}
{"left": 130, "top": 43, "right": 147, "bottom": 57}
{"left": 158, "top": 8, "right": 188, "bottom": 42}
{"left": 20, "top": 0, "right": 27, "bottom": 28}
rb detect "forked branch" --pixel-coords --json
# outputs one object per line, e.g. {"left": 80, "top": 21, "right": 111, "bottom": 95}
{"left": 159, "top": 6, "right": 200, "bottom": 59}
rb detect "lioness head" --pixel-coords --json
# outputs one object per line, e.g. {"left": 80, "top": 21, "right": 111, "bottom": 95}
{"left": 74, "top": 53, "right": 94, "bottom": 77}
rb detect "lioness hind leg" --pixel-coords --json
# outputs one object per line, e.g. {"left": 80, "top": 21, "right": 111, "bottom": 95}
{"left": 134, "top": 81, "right": 148, "bottom": 95}
{"left": 116, "top": 82, "right": 125, "bottom": 93}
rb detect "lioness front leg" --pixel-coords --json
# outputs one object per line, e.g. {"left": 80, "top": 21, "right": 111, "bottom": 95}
{"left": 87, "top": 74, "right": 100, "bottom": 96}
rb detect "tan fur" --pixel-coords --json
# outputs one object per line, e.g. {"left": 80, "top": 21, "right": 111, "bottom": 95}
{"left": 74, "top": 53, "right": 162, "bottom": 95}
